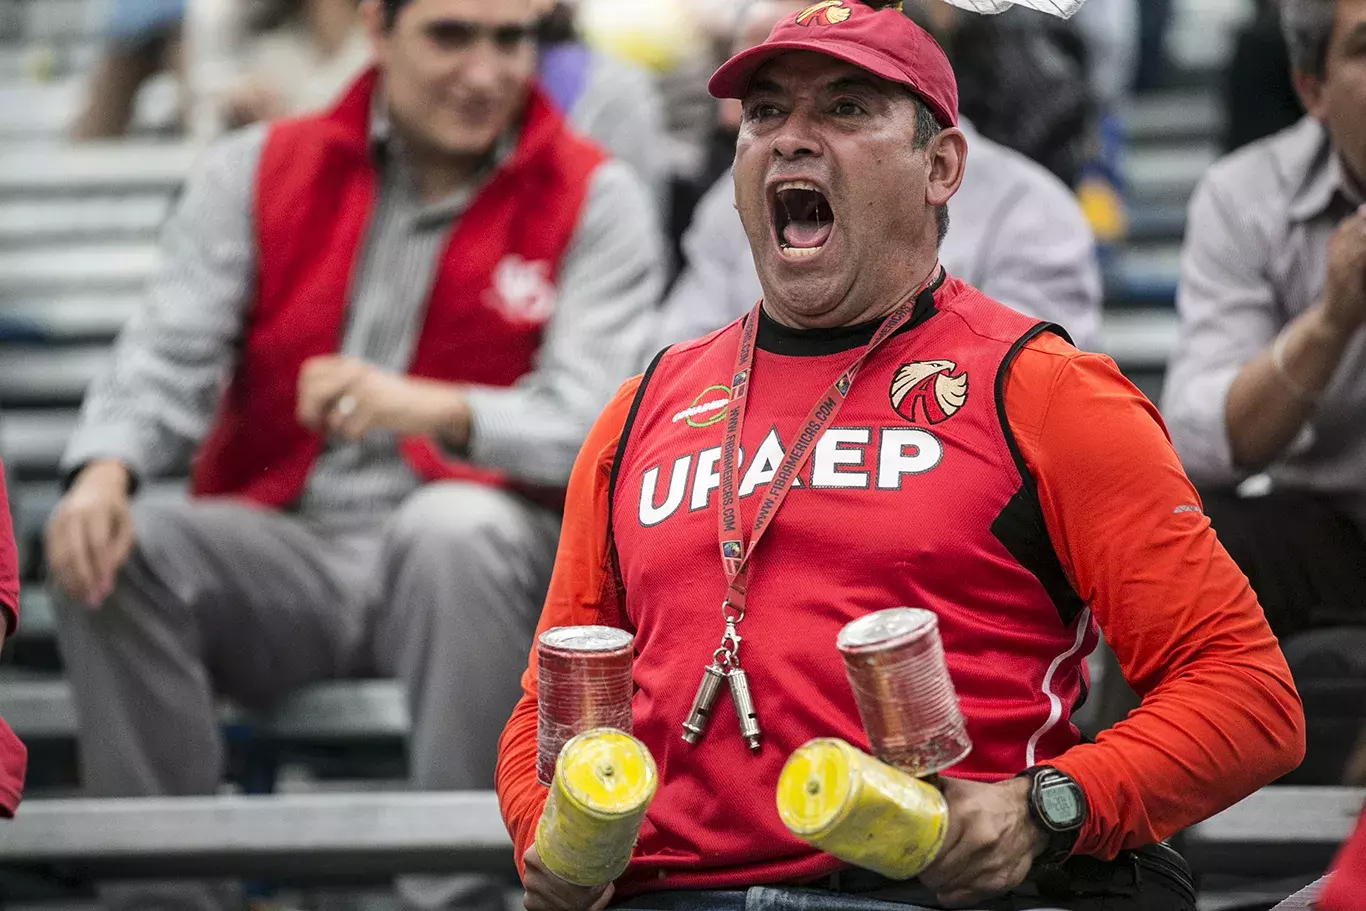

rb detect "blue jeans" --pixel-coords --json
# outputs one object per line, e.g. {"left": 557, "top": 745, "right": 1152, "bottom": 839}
{"left": 613, "top": 888, "right": 933, "bottom": 911}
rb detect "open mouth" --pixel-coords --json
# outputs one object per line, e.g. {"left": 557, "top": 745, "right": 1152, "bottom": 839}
{"left": 773, "top": 181, "right": 835, "bottom": 259}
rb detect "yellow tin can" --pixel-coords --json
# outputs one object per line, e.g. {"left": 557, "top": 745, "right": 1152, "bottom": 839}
{"left": 535, "top": 728, "right": 658, "bottom": 887}
{"left": 776, "top": 737, "right": 949, "bottom": 880}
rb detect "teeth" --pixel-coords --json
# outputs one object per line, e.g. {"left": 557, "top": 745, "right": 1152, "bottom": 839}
{"left": 776, "top": 180, "right": 820, "bottom": 193}
{"left": 781, "top": 245, "right": 823, "bottom": 258}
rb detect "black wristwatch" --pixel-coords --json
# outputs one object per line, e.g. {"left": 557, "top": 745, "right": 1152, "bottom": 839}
{"left": 1018, "top": 766, "right": 1087, "bottom": 865}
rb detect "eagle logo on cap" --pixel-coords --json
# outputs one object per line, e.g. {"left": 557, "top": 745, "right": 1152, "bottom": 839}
{"left": 795, "top": 1, "right": 851, "bottom": 26}
{"left": 890, "top": 360, "right": 968, "bottom": 425}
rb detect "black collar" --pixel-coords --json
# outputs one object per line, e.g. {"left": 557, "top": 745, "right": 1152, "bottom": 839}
{"left": 754, "top": 268, "right": 945, "bottom": 356}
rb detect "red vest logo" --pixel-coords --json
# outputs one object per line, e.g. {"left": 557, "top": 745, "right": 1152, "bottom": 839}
{"left": 890, "top": 360, "right": 968, "bottom": 425}
{"left": 795, "top": 1, "right": 851, "bottom": 26}
{"left": 484, "top": 255, "right": 557, "bottom": 325}
{"left": 672, "top": 384, "right": 731, "bottom": 428}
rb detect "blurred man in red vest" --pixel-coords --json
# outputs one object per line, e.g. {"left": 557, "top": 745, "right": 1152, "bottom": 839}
{"left": 46, "top": 1, "right": 660, "bottom": 908}
{"left": 497, "top": 3, "right": 1304, "bottom": 910}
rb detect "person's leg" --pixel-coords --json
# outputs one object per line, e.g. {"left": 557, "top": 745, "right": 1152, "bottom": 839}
{"left": 370, "top": 482, "right": 560, "bottom": 911}
{"left": 71, "top": 40, "right": 165, "bottom": 140}
{"left": 52, "top": 498, "right": 376, "bottom": 911}
{"left": 1200, "top": 489, "right": 1366, "bottom": 639}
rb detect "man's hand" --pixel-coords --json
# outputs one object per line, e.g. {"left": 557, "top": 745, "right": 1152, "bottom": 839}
{"left": 522, "top": 845, "right": 615, "bottom": 911}
{"left": 45, "top": 459, "right": 135, "bottom": 607}
{"left": 916, "top": 776, "right": 1048, "bottom": 908}
{"left": 1318, "top": 206, "right": 1366, "bottom": 338}
{"left": 296, "top": 355, "right": 471, "bottom": 448}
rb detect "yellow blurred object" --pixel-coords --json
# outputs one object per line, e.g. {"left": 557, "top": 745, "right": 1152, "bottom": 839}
{"left": 535, "top": 729, "right": 658, "bottom": 887}
{"left": 1077, "top": 176, "right": 1128, "bottom": 245}
{"left": 777, "top": 738, "right": 948, "bottom": 880}
{"left": 23, "top": 44, "right": 58, "bottom": 83}
{"left": 576, "top": 0, "right": 707, "bottom": 72}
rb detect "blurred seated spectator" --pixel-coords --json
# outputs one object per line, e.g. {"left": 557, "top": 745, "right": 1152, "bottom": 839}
{"left": 45, "top": 1, "right": 660, "bottom": 909}
{"left": 71, "top": 0, "right": 187, "bottom": 140}
{"left": 658, "top": 1, "right": 1101, "bottom": 354}
{"left": 188, "top": 0, "right": 373, "bottom": 133}
{"left": 1162, "top": 0, "right": 1366, "bottom": 644}
{"left": 0, "top": 460, "right": 24, "bottom": 819}
{"left": 534, "top": 2, "right": 670, "bottom": 222}
{"left": 1223, "top": 0, "right": 1304, "bottom": 152}
{"left": 921, "top": 0, "right": 1095, "bottom": 189}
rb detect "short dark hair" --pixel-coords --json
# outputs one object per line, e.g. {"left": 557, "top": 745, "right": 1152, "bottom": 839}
{"left": 908, "top": 95, "right": 950, "bottom": 248}
{"left": 1280, "top": 0, "right": 1339, "bottom": 78}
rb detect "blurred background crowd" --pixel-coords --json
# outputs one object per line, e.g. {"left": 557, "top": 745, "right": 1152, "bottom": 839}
{"left": 0, "top": 0, "right": 1364, "bottom": 909}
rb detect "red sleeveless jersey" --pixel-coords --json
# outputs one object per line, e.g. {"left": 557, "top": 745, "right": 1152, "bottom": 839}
{"left": 191, "top": 69, "right": 605, "bottom": 506}
{"left": 606, "top": 275, "right": 1098, "bottom": 885}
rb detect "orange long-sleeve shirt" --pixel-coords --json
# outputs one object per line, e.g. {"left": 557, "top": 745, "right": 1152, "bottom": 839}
{"left": 496, "top": 330, "right": 1305, "bottom": 876}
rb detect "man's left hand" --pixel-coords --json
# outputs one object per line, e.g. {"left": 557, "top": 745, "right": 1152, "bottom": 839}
{"left": 296, "top": 355, "right": 471, "bottom": 448}
{"left": 916, "top": 776, "right": 1048, "bottom": 907}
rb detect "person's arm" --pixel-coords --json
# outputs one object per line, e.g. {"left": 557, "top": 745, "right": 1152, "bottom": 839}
{"left": 0, "top": 462, "right": 17, "bottom": 641}
{"left": 495, "top": 377, "right": 638, "bottom": 872}
{"left": 1222, "top": 206, "right": 1366, "bottom": 470}
{"left": 49, "top": 126, "right": 261, "bottom": 606}
{"left": 654, "top": 174, "right": 758, "bottom": 351}
{"left": 1010, "top": 335, "right": 1305, "bottom": 859}
{"left": 462, "top": 161, "right": 662, "bottom": 487}
{"left": 975, "top": 177, "right": 1103, "bottom": 351}
{"left": 1160, "top": 167, "right": 1333, "bottom": 484}
{"left": 572, "top": 53, "right": 671, "bottom": 226}
{"left": 61, "top": 125, "right": 263, "bottom": 484}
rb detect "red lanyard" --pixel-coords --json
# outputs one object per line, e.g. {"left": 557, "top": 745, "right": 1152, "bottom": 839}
{"left": 680, "top": 268, "right": 940, "bottom": 752}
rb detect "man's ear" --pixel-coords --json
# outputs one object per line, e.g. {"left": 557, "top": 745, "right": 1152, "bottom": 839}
{"left": 925, "top": 127, "right": 967, "bottom": 209}
{"left": 1293, "top": 68, "right": 1328, "bottom": 119}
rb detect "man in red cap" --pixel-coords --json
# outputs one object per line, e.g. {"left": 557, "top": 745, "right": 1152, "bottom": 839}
{"left": 497, "top": 3, "right": 1306, "bottom": 909}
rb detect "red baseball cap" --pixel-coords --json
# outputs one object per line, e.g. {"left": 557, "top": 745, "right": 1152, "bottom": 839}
{"left": 708, "top": 0, "right": 958, "bottom": 129}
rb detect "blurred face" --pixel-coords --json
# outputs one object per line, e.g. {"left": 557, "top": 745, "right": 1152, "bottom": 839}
{"left": 1297, "top": 0, "right": 1366, "bottom": 188}
{"left": 365, "top": 0, "right": 541, "bottom": 160}
{"left": 733, "top": 52, "right": 964, "bottom": 328}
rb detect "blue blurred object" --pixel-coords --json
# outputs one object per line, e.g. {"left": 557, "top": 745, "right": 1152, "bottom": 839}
{"left": 105, "top": 0, "right": 186, "bottom": 48}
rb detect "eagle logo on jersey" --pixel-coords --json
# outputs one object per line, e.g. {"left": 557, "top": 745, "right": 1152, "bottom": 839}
{"left": 890, "top": 360, "right": 968, "bottom": 425}
{"left": 795, "top": 1, "right": 851, "bottom": 26}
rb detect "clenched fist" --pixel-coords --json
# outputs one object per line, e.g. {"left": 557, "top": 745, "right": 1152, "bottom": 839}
{"left": 1319, "top": 206, "right": 1366, "bottom": 338}
{"left": 521, "top": 845, "right": 615, "bottom": 911}
{"left": 916, "top": 776, "right": 1049, "bottom": 907}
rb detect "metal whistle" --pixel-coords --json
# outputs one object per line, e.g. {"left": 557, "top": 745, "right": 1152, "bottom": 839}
{"left": 728, "top": 667, "right": 762, "bottom": 751}
{"left": 681, "top": 662, "right": 727, "bottom": 745}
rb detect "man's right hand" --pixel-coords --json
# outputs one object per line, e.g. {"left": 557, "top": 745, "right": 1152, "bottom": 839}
{"left": 45, "top": 459, "right": 135, "bottom": 608}
{"left": 1319, "top": 206, "right": 1366, "bottom": 337}
{"left": 521, "top": 845, "right": 615, "bottom": 911}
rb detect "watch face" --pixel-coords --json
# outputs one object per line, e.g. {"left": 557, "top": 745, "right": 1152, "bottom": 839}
{"left": 1039, "top": 781, "right": 1083, "bottom": 828}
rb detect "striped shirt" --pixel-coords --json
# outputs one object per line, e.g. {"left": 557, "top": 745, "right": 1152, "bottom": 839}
{"left": 1162, "top": 117, "right": 1366, "bottom": 524}
{"left": 63, "top": 104, "right": 664, "bottom": 519}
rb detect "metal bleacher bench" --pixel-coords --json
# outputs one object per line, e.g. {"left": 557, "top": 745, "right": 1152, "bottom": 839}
{"left": 0, "top": 792, "right": 516, "bottom": 882}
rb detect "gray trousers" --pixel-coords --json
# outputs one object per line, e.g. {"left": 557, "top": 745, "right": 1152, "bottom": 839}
{"left": 53, "top": 482, "right": 561, "bottom": 911}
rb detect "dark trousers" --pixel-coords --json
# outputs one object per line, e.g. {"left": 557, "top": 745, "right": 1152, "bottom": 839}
{"left": 614, "top": 845, "right": 1195, "bottom": 911}
{"left": 1202, "top": 488, "right": 1366, "bottom": 784}
{"left": 1200, "top": 489, "right": 1366, "bottom": 640}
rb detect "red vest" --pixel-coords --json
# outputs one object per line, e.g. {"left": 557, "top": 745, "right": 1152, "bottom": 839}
{"left": 607, "top": 276, "right": 1099, "bottom": 889}
{"left": 190, "top": 69, "right": 606, "bottom": 505}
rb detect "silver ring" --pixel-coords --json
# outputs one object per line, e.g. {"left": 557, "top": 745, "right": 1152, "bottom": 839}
{"left": 335, "top": 394, "right": 358, "bottom": 417}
